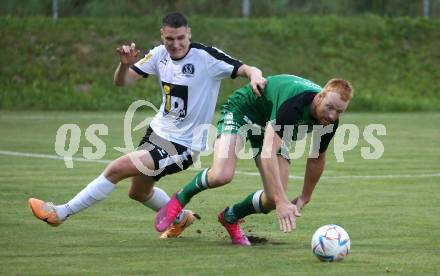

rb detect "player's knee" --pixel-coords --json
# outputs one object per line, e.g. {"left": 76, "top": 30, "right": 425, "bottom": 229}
{"left": 128, "top": 189, "right": 141, "bottom": 201}
{"left": 210, "top": 170, "right": 234, "bottom": 186}
{"left": 106, "top": 154, "right": 142, "bottom": 183}
{"left": 105, "top": 161, "right": 125, "bottom": 180}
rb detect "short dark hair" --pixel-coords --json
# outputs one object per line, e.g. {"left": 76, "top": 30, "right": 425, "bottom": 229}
{"left": 162, "top": 12, "right": 188, "bottom": 28}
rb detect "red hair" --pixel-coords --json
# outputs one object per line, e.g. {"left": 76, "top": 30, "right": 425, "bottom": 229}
{"left": 322, "top": 79, "right": 353, "bottom": 102}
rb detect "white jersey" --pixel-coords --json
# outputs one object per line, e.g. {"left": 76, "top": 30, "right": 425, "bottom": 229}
{"left": 132, "top": 43, "right": 242, "bottom": 151}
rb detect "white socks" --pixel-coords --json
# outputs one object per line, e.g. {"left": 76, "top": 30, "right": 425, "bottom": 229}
{"left": 55, "top": 174, "right": 115, "bottom": 220}
{"left": 142, "top": 187, "right": 185, "bottom": 223}
{"left": 54, "top": 176, "right": 185, "bottom": 224}
{"left": 142, "top": 187, "right": 170, "bottom": 211}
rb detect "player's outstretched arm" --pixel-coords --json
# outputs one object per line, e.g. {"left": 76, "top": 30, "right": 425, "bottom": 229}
{"left": 114, "top": 42, "right": 141, "bottom": 86}
{"left": 293, "top": 152, "right": 326, "bottom": 209}
{"left": 236, "top": 64, "right": 266, "bottom": 96}
{"left": 260, "top": 124, "right": 300, "bottom": 233}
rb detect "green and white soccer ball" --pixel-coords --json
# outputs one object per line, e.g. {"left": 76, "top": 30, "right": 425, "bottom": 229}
{"left": 311, "top": 224, "right": 350, "bottom": 262}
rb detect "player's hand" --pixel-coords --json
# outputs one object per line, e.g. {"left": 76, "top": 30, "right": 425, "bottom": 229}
{"left": 291, "top": 195, "right": 309, "bottom": 211}
{"left": 276, "top": 200, "right": 301, "bottom": 233}
{"left": 249, "top": 69, "right": 267, "bottom": 97}
{"left": 116, "top": 42, "right": 140, "bottom": 65}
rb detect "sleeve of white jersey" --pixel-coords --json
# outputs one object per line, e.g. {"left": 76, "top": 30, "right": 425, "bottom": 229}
{"left": 131, "top": 45, "right": 162, "bottom": 78}
{"left": 205, "top": 46, "right": 243, "bottom": 80}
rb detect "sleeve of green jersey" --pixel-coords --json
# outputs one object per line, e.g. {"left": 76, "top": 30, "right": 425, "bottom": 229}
{"left": 273, "top": 98, "right": 303, "bottom": 139}
{"left": 273, "top": 92, "right": 339, "bottom": 153}
{"left": 273, "top": 92, "right": 314, "bottom": 139}
{"left": 318, "top": 120, "right": 339, "bottom": 153}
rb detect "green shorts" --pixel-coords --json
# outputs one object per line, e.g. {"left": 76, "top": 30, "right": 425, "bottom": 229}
{"left": 216, "top": 104, "right": 290, "bottom": 159}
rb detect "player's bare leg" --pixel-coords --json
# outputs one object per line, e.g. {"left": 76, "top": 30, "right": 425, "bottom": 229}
{"left": 29, "top": 150, "right": 155, "bottom": 226}
{"left": 217, "top": 155, "right": 289, "bottom": 245}
{"left": 129, "top": 174, "right": 196, "bottom": 238}
{"left": 255, "top": 155, "right": 289, "bottom": 212}
{"left": 155, "top": 134, "right": 242, "bottom": 232}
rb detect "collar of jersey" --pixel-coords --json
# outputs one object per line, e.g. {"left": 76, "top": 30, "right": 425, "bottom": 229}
{"left": 169, "top": 44, "right": 193, "bottom": 61}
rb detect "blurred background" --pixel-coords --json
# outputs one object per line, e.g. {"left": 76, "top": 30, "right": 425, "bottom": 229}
{"left": 2, "top": 0, "right": 439, "bottom": 17}
{"left": 1, "top": 5, "right": 439, "bottom": 273}
{"left": 1, "top": 0, "right": 439, "bottom": 111}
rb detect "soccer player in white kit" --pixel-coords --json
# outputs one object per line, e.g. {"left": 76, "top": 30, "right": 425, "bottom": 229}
{"left": 28, "top": 12, "right": 266, "bottom": 239}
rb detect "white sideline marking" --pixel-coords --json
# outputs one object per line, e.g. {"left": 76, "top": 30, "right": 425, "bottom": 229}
{"left": 0, "top": 150, "right": 111, "bottom": 164}
{"left": 1, "top": 150, "right": 439, "bottom": 180}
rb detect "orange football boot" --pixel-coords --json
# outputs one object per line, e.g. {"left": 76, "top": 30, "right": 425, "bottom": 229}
{"left": 28, "top": 198, "right": 63, "bottom": 227}
{"left": 160, "top": 210, "right": 196, "bottom": 239}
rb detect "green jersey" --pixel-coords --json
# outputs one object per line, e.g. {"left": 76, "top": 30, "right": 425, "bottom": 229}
{"left": 224, "top": 74, "right": 322, "bottom": 127}
{"left": 218, "top": 74, "right": 338, "bottom": 156}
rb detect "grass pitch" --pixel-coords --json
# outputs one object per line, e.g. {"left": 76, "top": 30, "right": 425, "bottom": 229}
{"left": 0, "top": 111, "right": 439, "bottom": 275}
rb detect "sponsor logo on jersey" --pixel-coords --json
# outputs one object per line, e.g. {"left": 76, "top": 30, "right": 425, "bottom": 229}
{"left": 162, "top": 81, "right": 188, "bottom": 120}
{"left": 182, "top": 63, "right": 195, "bottom": 76}
{"left": 138, "top": 52, "right": 152, "bottom": 65}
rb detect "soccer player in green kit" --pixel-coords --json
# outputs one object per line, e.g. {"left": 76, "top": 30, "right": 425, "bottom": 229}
{"left": 156, "top": 74, "right": 353, "bottom": 245}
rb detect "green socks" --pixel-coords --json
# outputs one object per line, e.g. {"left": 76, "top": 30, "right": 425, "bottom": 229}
{"left": 176, "top": 168, "right": 209, "bottom": 205}
{"left": 176, "top": 170, "right": 268, "bottom": 225}
{"left": 224, "top": 190, "right": 265, "bottom": 223}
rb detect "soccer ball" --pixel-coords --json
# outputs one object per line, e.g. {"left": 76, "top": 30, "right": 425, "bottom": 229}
{"left": 311, "top": 224, "right": 350, "bottom": 262}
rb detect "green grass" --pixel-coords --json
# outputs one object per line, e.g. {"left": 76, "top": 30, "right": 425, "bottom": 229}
{"left": 0, "top": 111, "right": 439, "bottom": 275}
{"left": 1, "top": 16, "right": 439, "bottom": 111}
